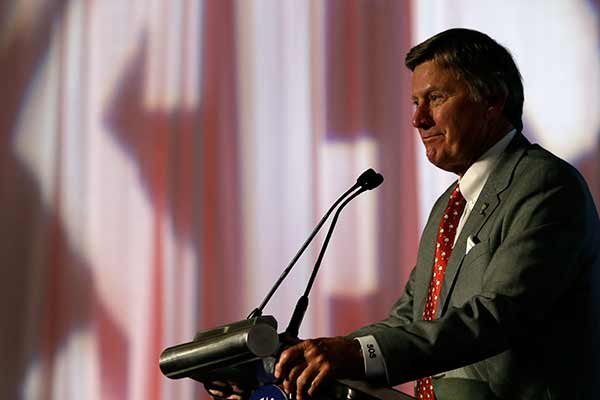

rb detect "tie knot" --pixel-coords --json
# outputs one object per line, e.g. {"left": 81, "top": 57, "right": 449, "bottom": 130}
{"left": 446, "top": 184, "right": 466, "bottom": 217}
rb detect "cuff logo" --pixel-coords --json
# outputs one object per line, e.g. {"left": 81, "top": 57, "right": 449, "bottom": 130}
{"left": 367, "top": 343, "right": 377, "bottom": 359}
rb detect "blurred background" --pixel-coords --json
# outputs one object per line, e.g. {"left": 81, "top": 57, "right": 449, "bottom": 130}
{"left": 1, "top": 0, "right": 598, "bottom": 399}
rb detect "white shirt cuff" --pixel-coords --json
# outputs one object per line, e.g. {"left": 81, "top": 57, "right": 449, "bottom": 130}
{"left": 354, "top": 335, "right": 389, "bottom": 382}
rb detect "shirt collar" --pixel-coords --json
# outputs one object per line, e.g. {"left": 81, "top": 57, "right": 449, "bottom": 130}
{"left": 458, "top": 129, "right": 516, "bottom": 205}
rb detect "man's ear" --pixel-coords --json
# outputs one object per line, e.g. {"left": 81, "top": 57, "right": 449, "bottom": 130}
{"left": 485, "top": 93, "right": 507, "bottom": 119}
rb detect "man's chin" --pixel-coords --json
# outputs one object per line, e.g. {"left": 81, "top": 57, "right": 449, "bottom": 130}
{"left": 425, "top": 150, "right": 443, "bottom": 169}
{"left": 425, "top": 152, "right": 457, "bottom": 174}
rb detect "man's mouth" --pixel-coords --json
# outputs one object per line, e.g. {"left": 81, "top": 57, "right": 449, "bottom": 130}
{"left": 422, "top": 133, "right": 443, "bottom": 142}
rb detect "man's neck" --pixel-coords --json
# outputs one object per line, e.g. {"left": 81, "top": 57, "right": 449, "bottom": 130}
{"left": 458, "top": 121, "right": 514, "bottom": 177}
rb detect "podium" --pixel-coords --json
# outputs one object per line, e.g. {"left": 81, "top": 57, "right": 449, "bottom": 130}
{"left": 159, "top": 316, "right": 414, "bottom": 400}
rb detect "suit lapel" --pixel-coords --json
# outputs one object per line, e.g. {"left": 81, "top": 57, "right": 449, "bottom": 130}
{"left": 436, "top": 133, "right": 531, "bottom": 316}
{"left": 436, "top": 189, "right": 501, "bottom": 316}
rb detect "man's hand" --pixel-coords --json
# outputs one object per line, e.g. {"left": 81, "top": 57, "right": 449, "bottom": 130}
{"left": 204, "top": 381, "right": 250, "bottom": 400}
{"left": 274, "top": 337, "right": 365, "bottom": 400}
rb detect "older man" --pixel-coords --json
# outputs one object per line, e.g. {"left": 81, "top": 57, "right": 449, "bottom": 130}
{"left": 273, "top": 28, "right": 600, "bottom": 400}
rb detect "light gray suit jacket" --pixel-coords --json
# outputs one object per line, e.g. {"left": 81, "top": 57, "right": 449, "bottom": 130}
{"left": 349, "top": 133, "right": 600, "bottom": 399}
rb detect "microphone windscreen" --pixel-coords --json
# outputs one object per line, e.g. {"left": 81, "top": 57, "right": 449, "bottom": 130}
{"left": 357, "top": 168, "right": 384, "bottom": 190}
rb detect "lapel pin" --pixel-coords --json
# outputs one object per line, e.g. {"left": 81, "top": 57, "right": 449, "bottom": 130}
{"left": 480, "top": 203, "right": 489, "bottom": 215}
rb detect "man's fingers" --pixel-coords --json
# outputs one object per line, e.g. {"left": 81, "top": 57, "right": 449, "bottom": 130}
{"left": 283, "top": 362, "right": 307, "bottom": 394}
{"left": 308, "top": 365, "right": 331, "bottom": 397}
{"left": 204, "top": 380, "right": 251, "bottom": 400}
{"left": 275, "top": 343, "right": 306, "bottom": 379}
{"left": 276, "top": 337, "right": 360, "bottom": 399}
{"left": 207, "top": 389, "right": 225, "bottom": 398}
{"left": 288, "top": 363, "right": 307, "bottom": 384}
{"left": 229, "top": 384, "right": 245, "bottom": 394}
{"left": 295, "top": 364, "right": 321, "bottom": 400}
{"left": 205, "top": 381, "right": 230, "bottom": 399}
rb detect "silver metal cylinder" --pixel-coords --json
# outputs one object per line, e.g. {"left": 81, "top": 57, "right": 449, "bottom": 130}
{"left": 159, "top": 320, "right": 279, "bottom": 380}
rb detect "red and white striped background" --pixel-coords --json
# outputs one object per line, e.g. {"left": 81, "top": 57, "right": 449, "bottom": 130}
{"left": 0, "top": 1, "right": 598, "bottom": 399}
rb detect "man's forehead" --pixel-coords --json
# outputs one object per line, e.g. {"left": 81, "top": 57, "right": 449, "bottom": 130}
{"left": 411, "top": 61, "right": 463, "bottom": 96}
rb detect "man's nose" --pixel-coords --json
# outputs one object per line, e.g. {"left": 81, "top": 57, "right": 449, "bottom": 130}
{"left": 412, "top": 104, "right": 434, "bottom": 129}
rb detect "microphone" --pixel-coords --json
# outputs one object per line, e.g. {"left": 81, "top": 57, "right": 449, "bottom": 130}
{"left": 356, "top": 168, "right": 384, "bottom": 190}
{"left": 158, "top": 168, "right": 384, "bottom": 386}
{"left": 247, "top": 168, "right": 383, "bottom": 321}
{"left": 284, "top": 169, "right": 383, "bottom": 337}
{"left": 159, "top": 316, "right": 279, "bottom": 380}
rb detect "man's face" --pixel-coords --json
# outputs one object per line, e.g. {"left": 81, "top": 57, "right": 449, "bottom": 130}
{"left": 411, "top": 60, "right": 494, "bottom": 175}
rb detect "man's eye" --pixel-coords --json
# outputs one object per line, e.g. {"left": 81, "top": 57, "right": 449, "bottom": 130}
{"left": 429, "top": 94, "right": 445, "bottom": 104}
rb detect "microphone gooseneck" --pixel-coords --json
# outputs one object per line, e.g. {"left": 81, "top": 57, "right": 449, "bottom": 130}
{"left": 284, "top": 171, "right": 384, "bottom": 337}
{"left": 247, "top": 178, "right": 362, "bottom": 319}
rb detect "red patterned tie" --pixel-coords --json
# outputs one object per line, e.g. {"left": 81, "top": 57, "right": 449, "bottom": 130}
{"left": 415, "top": 184, "right": 466, "bottom": 400}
